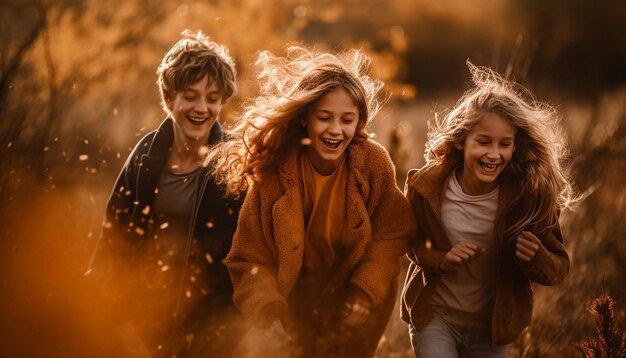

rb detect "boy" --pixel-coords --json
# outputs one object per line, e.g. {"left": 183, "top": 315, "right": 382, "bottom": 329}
{"left": 87, "top": 30, "right": 245, "bottom": 357}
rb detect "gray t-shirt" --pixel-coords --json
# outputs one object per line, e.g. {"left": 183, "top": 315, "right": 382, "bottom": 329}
{"left": 153, "top": 167, "right": 201, "bottom": 238}
{"left": 146, "top": 167, "right": 202, "bottom": 320}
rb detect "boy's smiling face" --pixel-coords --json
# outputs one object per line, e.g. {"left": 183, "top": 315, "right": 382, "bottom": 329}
{"left": 165, "top": 74, "right": 223, "bottom": 144}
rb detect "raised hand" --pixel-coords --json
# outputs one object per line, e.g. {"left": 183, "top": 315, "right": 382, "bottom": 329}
{"left": 342, "top": 286, "right": 372, "bottom": 326}
{"left": 439, "top": 241, "right": 486, "bottom": 274}
{"left": 265, "top": 320, "right": 292, "bottom": 343}
{"left": 515, "top": 231, "right": 542, "bottom": 263}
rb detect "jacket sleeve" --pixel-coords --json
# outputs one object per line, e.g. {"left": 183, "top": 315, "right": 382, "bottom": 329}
{"left": 224, "top": 183, "right": 287, "bottom": 325}
{"left": 86, "top": 149, "right": 138, "bottom": 281}
{"left": 516, "top": 216, "right": 569, "bottom": 286}
{"left": 405, "top": 173, "right": 447, "bottom": 274}
{"left": 350, "top": 151, "right": 415, "bottom": 306}
{"left": 83, "top": 148, "right": 141, "bottom": 329}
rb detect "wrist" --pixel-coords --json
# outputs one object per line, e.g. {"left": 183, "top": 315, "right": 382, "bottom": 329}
{"left": 347, "top": 285, "right": 372, "bottom": 308}
{"left": 256, "top": 301, "right": 287, "bottom": 329}
{"left": 437, "top": 259, "right": 449, "bottom": 274}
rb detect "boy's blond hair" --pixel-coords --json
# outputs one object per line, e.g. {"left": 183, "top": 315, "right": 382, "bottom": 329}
{"left": 156, "top": 29, "right": 236, "bottom": 112}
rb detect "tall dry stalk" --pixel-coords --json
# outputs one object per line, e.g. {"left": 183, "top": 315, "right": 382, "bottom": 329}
{"left": 577, "top": 292, "right": 626, "bottom": 358}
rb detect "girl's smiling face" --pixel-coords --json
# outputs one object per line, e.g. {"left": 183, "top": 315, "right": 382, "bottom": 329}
{"left": 456, "top": 113, "right": 516, "bottom": 195}
{"left": 304, "top": 87, "right": 359, "bottom": 175}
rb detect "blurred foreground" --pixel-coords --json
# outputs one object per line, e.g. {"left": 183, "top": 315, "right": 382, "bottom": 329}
{"left": 2, "top": 88, "right": 626, "bottom": 356}
{"left": 2, "top": 0, "right": 626, "bottom": 356}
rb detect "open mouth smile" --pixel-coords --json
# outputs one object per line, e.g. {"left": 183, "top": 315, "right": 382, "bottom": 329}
{"left": 479, "top": 161, "right": 500, "bottom": 173}
{"left": 188, "top": 116, "right": 209, "bottom": 125}
{"left": 321, "top": 138, "right": 343, "bottom": 150}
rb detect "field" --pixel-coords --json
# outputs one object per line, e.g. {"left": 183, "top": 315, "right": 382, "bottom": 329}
{"left": 1, "top": 1, "right": 625, "bottom": 357}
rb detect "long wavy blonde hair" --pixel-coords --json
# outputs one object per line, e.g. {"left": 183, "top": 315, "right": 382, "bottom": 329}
{"left": 425, "top": 62, "right": 577, "bottom": 236}
{"left": 206, "top": 46, "right": 383, "bottom": 197}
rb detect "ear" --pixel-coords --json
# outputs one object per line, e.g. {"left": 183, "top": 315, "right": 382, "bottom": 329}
{"left": 454, "top": 143, "right": 463, "bottom": 151}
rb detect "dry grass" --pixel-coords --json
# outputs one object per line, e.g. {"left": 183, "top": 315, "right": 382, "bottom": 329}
{"left": 577, "top": 292, "right": 626, "bottom": 358}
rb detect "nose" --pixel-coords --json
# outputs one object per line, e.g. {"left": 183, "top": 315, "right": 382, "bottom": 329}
{"left": 487, "top": 144, "right": 501, "bottom": 159}
{"left": 327, "top": 118, "right": 341, "bottom": 135}
{"left": 195, "top": 99, "right": 209, "bottom": 113}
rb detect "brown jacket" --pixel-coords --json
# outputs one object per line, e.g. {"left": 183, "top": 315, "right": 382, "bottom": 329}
{"left": 401, "top": 161, "right": 569, "bottom": 346}
{"left": 226, "top": 139, "right": 416, "bottom": 332}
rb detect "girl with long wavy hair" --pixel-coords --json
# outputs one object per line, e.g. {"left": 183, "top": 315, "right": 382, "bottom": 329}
{"left": 401, "top": 62, "right": 577, "bottom": 357}
{"left": 207, "top": 47, "right": 416, "bottom": 357}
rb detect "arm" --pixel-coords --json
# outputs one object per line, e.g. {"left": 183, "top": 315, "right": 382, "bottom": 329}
{"left": 407, "top": 185, "right": 493, "bottom": 275}
{"left": 224, "top": 183, "right": 288, "bottom": 328}
{"left": 84, "top": 149, "right": 145, "bottom": 349}
{"left": 349, "top": 152, "right": 416, "bottom": 306}
{"left": 515, "top": 218, "right": 569, "bottom": 286}
{"left": 86, "top": 151, "right": 138, "bottom": 281}
{"left": 405, "top": 179, "right": 446, "bottom": 274}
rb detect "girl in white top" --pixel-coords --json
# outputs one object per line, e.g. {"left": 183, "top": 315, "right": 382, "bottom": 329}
{"left": 402, "top": 62, "right": 577, "bottom": 357}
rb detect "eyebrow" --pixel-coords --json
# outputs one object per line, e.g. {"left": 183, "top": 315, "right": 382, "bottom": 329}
{"left": 475, "top": 133, "right": 514, "bottom": 141}
{"left": 315, "top": 108, "right": 357, "bottom": 116}
{"left": 184, "top": 88, "right": 223, "bottom": 95}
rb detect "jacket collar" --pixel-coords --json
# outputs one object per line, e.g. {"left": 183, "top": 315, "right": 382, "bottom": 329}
{"left": 278, "top": 141, "right": 368, "bottom": 191}
{"left": 408, "top": 160, "right": 457, "bottom": 221}
{"left": 144, "top": 117, "right": 224, "bottom": 158}
{"left": 136, "top": 117, "right": 224, "bottom": 205}
{"left": 495, "top": 168, "right": 523, "bottom": 222}
{"left": 408, "top": 160, "right": 522, "bottom": 221}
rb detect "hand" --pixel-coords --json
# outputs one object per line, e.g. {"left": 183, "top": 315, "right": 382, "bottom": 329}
{"left": 515, "top": 231, "right": 542, "bottom": 263}
{"left": 264, "top": 320, "right": 292, "bottom": 343}
{"left": 342, "top": 302, "right": 370, "bottom": 326}
{"left": 342, "top": 286, "right": 372, "bottom": 326}
{"left": 439, "top": 241, "right": 486, "bottom": 274}
{"left": 116, "top": 322, "right": 151, "bottom": 357}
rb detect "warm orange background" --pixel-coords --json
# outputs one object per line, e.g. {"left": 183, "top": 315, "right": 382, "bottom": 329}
{"left": 1, "top": 1, "right": 625, "bottom": 356}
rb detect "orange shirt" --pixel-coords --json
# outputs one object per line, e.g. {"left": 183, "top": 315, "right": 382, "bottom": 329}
{"left": 300, "top": 154, "right": 348, "bottom": 283}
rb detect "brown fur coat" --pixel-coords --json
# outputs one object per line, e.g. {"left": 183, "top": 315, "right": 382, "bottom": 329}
{"left": 226, "top": 139, "right": 416, "bottom": 355}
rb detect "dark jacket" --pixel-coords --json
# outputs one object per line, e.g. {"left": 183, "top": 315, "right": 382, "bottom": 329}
{"left": 88, "top": 117, "right": 244, "bottom": 340}
{"left": 401, "top": 160, "right": 569, "bottom": 346}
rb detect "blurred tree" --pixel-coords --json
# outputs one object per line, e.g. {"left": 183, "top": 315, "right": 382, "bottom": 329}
{"left": 512, "top": 0, "right": 626, "bottom": 98}
{"left": 1, "top": 1, "right": 626, "bottom": 356}
{"left": 1, "top": 1, "right": 52, "bottom": 198}
{"left": 0, "top": 0, "right": 171, "bottom": 198}
{"left": 0, "top": 0, "right": 417, "bottom": 200}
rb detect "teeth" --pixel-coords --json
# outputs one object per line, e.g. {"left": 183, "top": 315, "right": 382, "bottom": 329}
{"left": 188, "top": 116, "right": 207, "bottom": 123}
{"left": 321, "top": 138, "right": 342, "bottom": 149}
{"left": 480, "top": 162, "right": 498, "bottom": 171}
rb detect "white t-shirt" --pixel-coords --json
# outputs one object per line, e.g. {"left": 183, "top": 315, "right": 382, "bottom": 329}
{"left": 429, "top": 169, "right": 499, "bottom": 313}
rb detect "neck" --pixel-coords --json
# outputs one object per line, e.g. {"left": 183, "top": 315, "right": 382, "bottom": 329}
{"left": 172, "top": 138, "right": 203, "bottom": 158}
{"left": 168, "top": 134, "right": 208, "bottom": 174}
{"left": 455, "top": 167, "right": 498, "bottom": 196}
{"left": 306, "top": 150, "right": 345, "bottom": 176}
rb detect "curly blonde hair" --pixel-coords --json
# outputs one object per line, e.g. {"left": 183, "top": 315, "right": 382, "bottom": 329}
{"left": 425, "top": 61, "right": 577, "bottom": 236}
{"left": 207, "top": 46, "right": 383, "bottom": 197}
{"left": 156, "top": 29, "right": 237, "bottom": 112}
